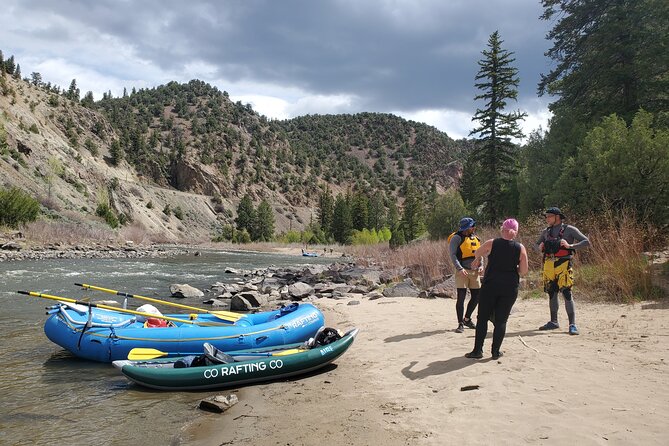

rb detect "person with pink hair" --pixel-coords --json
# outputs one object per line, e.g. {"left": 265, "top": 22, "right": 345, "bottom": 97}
{"left": 464, "top": 218, "right": 529, "bottom": 360}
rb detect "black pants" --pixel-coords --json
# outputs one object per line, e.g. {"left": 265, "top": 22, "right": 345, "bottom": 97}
{"left": 473, "top": 284, "right": 518, "bottom": 355}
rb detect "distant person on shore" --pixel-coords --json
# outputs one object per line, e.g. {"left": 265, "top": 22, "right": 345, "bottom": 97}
{"left": 536, "top": 207, "right": 590, "bottom": 335}
{"left": 448, "top": 217, "right": 482, "bottom": 333}
{"left": 465, "top": 218, "right": 528, "bottom": 360}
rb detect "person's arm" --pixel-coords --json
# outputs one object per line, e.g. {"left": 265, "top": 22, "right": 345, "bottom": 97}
{"left": 471, "top": 239, "right": 493, "bottom": 269}
{"left": 560, "top": 225, "right": 590, "bottom": 250}
{"left": 535, "top": 230, "right": 546, "bottom": 252}
{"left": 449, "top": 235, "right": 465, "bottom": 274}
{"left": 518, "top": 244, "right": 529, "bottom": 276}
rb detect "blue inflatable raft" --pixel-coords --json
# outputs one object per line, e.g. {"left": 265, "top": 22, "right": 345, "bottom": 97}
{"left": 43, "top": 302, "right": 325, "bottom": 362}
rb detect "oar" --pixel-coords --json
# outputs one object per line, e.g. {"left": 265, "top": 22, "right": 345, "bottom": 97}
{"left": 127, "top": 347, "right": 304, "bottom": 360}
{"left": 18, "top": 291, "right": 227, "bottom": 326}
{"left": 75, "top": 283, "right": 242, "bottom": 323}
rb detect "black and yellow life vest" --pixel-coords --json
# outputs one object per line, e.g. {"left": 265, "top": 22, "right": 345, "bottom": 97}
{"left": 448, "top": 231, "right": 481, "bottom": 261}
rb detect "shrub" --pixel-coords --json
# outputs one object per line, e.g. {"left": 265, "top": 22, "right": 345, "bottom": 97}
{"left": 0, "top": 187, "right": 40, "bottom": 227}
{"left": 95, "top": 202, "right": 118, "bottom": 229}
{"left": 212, "top": 224, "right": 235, "bottom": 242}
{"left": 173, "top": 206, "right": 184, "bottom": 220}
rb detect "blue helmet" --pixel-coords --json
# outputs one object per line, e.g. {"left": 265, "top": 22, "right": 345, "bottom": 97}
{"left": 458, "top": 217, "right": 476, "bottom": 232}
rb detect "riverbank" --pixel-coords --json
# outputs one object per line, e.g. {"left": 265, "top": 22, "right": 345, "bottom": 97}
{"left": 0, "top": 239, "right": 347, "bottom": 262}
{"left": 181, "top": 294, "right": 669, "bottom": 445}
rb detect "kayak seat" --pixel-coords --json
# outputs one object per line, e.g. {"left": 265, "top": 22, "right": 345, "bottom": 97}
{"left": 203, "top": 342, "right": 236, "bottom": 364}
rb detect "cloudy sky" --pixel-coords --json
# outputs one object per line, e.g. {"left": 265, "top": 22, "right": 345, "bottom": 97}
{"left": 1, "top": 0, "right": 555, "bottom": 140}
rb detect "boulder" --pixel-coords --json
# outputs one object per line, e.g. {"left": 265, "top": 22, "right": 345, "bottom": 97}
{"left": 287, "top": 282, "right": 314, "bottom": 299}
{"left": 230, "top": 295, "right": 258, "bottom": 311}
{"left": 382, "top": 278, "right": 420, "bottom": 298}
{"left": 169, "top": 284, "right": 204, "bottom": 298}
{"left": 428, "top": 276, "right": 456, "bottom": 298}
{"left": 1, "top": 242, "right": 22, "bottom": 251}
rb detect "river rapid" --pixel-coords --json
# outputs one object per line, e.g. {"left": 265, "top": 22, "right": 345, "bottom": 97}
{"left": 0, "top": 249, "right": 332, "bottom": 445}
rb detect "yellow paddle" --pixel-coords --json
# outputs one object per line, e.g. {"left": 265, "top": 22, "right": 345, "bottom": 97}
{"left": 127, "top": 347, "right": 304, "bottom": 360}
{"left": 18, "top": 291, "right": 228, "bottom": 326}
{"left": 75, "top": 283, "right": 242, "bottom": 322}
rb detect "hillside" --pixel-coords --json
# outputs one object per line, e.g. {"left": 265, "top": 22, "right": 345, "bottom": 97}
{"left": 0, "top": 70, "right": 468, "bottom": 242}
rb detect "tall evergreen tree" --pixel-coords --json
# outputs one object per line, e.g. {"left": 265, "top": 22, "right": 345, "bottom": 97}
{"left": 235, "top": 194, "right": 256, "bottom": 235}
{"left": 466, "top": 31, "right": 526, "bottom": 224}
{"left": 400, "top": 183, "right": 425, "bottom": 241}
{"left": 30, "top": 72, "right": 42, "bottom": 87}
{"left": 109, "top": 139, "right": 124, "bottom": 166}
{"left": 519, "top": 1, "right": 668, "bottom": 214}
{"left": 367, "top": 193, "right": 385, "bottom": 230}
{"left": 317, "top": 187, "right": 334, "bottom": 236}
{"left": 539, "top": 0, "right": 669, "bottom": 123}
{"left": 351, "top": 192, "right": 369, "bottom": 231}
{"left": 331, "top": 194, "right": 352, "bottom": 244}
{"left": 255, "top": 199, "right": 275, "bottom": 241}
{"left": 4, "top": 55, "right": 15, "bottom": 75}
{"left": 67, "top": 79, "right": 80, "bottom": 102}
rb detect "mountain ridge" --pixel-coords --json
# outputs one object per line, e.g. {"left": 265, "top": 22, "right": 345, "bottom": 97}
{"left": 1, "top": 71, "right": 468, "bottom": 241}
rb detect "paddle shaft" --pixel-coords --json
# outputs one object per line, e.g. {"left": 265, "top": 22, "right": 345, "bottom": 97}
{"left": 19, "top": 291, "right": 217, "bottom": 325}
{"left": 75, "top": 283, "right": 241, "bottom": 320}
{"left": 128, "top": 347, "right": 303, "bottom": 360}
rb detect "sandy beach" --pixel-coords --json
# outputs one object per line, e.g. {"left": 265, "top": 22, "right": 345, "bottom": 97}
{"left": 179, "top": 294, "right": 669, "bottom": 445}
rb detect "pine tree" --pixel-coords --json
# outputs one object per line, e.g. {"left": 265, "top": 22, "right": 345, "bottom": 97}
{"left": 467, "top": 31, "right": 526, "bottom": 224}
{"left": 67, "top": 79, "right": 80, "bottom": 102}
{"left": 539, "top": 0, "right": 669, "bottom": 123}
{"left": 255, "top": 199, "right": 275, "bottom": 241}
{"left": 235, "top": 194, "right": 256, "bottom": 235}
{"left": 400, "top": 184, "right": 425, "bottom": 241}
{"left": 317, "top": 187, "right": 334, "bottom": 236}
{"left": 4, "top": 56, "right": 15, "bottom": 75}
{"left": 109, "top": 139, "right": 124, "bottom": 166}
{"left": 14, "top": 64, "right": 21, "bottom": 80}
{"left": 331, "top": 194, "right": 352, "bottom": 244}
{"left": 81, "top": 91, "right": 95, "bottom": 108}
{"left": 367, "top": 193, "right": 385, "bottom": 230}
{"left": 30, "top": 72, "right": 42, "bottom": 87}
{"left": 351, "top": 192, "right": 369, "bottom": 231}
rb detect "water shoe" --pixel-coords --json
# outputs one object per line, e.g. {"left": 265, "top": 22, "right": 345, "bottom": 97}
{"left": 539, "top": 321, "right": 560, "bottom": 330}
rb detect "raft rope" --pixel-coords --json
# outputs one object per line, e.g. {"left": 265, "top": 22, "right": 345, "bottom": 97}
{"left": 54, "top": 305, "right": 289, "bottom": 343}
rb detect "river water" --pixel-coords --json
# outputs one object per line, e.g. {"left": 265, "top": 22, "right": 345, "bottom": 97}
{"left": 0, "top": 249, "right": 332, "bottom": 445}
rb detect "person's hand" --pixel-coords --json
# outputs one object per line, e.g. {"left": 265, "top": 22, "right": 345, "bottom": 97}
{"left": 560, "top": 239, "right": 571, "bottom": 249}
{"left": 539, "top": 242, "right": 545, "bottom": 252}
{"left": 477, "top": 266, "right": 484, "bottom": 276}
{"left": 458, "top": 269, "right": 469, "bottom": 278}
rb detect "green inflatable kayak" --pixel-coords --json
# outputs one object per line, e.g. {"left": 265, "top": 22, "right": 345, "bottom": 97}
{"left": 113, "top": 327, "right": 358, "bottom": 390}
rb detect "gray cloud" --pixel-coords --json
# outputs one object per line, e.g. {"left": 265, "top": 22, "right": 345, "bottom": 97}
{"left": 2, "top": 0, "right": 552, "bottom": 121}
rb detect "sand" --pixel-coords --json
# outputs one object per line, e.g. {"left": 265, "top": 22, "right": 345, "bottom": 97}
{"left": 179, "top": 295, "right": 669, "bottom": 445}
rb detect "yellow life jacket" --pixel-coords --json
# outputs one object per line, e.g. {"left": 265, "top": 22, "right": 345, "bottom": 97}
{"left": 448, "top": 232, "right": 481, "bottom": 260}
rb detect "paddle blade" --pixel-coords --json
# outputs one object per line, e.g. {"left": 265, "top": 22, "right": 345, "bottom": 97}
{"left": 210, "top": 311, "right": 243, "bottom": 322}
{"left": 272, "top": 348, "right": 303, "bottom": 356}
{"left": 127, "top": 348, "right": 169, "bottom": 360}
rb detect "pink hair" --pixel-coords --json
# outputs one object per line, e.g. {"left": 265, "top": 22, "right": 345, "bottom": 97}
{"left": 501, "top": 218, "right": 519, "bottom": 239}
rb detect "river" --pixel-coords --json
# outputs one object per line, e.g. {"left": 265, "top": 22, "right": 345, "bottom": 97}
{"left": 0, "top": 249, "right": 332, "bottom": 445}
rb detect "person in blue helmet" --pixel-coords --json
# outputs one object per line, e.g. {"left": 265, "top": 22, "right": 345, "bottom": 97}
{"left": 535, "top": 207, "right": 590, "bottom": 335}
{"left": 448, "top": 217, "right": 483, "bottom": 333}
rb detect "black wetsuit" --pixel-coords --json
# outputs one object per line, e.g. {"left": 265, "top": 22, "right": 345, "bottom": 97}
{"left": 473, "top": 238, "right": 521, "bottom": 355}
